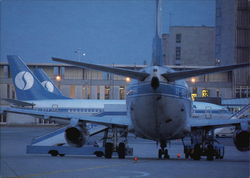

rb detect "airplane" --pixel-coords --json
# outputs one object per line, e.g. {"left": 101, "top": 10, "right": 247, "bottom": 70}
{"left": 192, "top": 101, "right": 232, "bottom": 119}
{"left": 1, "top": 0, "right": 250, "bottom": 160}
{"left": 5, "top": 56, "right": 231, "bottom": 119}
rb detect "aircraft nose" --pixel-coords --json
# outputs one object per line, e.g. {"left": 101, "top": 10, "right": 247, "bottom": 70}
{"left": 151, "top": 76, "right": 159, "bottom": 89}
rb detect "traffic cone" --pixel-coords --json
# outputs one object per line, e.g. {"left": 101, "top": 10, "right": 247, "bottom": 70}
{"left": 177, "top": 153, "right": 181, "bottom": 159}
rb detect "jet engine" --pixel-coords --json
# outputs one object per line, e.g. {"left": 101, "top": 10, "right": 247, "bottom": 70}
{"left": 233, "top": 129, "right": 250, "bottom": 151}
{"left": 65, "top": 125, "right": 87, "bottom": 147}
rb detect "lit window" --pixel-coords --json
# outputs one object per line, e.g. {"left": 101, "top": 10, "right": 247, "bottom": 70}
{"left": 202, "top": 89, "right": 209, "bottom": 97}
{"left": 191, "top": 94, "right": 197, "bottom": 101}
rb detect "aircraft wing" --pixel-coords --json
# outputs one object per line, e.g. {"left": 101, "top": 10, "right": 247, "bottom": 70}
{"left": 52, "top": 57, "right": 149, "bottom": 81}
{"left": 162, "top": 63, "right": 250, "bottom": 81}
{"left": 0, "top": 106, "right": 131, "bottom": 127}
{"left": 189, "top": 118, "right": 250, "bottom": 130}
{"left": 1, "top": 98, "right": 35, "bottom": 107}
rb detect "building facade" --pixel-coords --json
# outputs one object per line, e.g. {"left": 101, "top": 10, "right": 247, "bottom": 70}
{"left": 215, "top": 0, "right": 250, "bottom": 98}
{"left": 162, "top": 0, "right": 250, "bottom": 100}
{"left": 163, "top": 26, "right": 216, "bottom": 66}
{"left": 162, "top": 26, "right": 233, "bottom": 99}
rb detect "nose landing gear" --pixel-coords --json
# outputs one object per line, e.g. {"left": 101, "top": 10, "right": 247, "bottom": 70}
{"left": 158, "top": 141, "right": 170, "bottom": 159}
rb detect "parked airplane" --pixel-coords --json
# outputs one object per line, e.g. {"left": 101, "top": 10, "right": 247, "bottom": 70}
{"left": 192, "top": 101, "right": 231, "bottom": 119}
{"left": 6, "top": 56, "right": 126, "bottom": 115}
{"left": 2, "top": 0, "right": 249, "bottom": 160}
{"left": 6, "top": 56, "right": 232, "bottom": 122}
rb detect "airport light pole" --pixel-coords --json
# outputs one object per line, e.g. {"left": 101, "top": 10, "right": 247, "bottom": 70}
{"left": 74, "top": 48, "right": 86, "bottom": 62}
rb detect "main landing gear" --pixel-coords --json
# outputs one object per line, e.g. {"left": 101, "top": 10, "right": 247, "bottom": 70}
{"left": 103, "top": 127, "right": 132, "bottom": 159}
{"left": 158, "top": 141, "right": 170, "bottom": 159}
{"left": 183, "top": 129, "right": 224, "bottom": 161}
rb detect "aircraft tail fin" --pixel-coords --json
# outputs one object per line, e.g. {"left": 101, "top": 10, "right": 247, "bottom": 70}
{"left": 33, "top": 68, "right": 68, "bottom": 98}
{"left": 151, "top": 0, "right": 164, "bottom": 66}
{"left": 7, "top": 55, "right": 68, "bottom": 100}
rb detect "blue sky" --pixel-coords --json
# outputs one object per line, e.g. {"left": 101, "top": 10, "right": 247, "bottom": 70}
{"left": 1, "top": 0, "right": 215, "bottom": 64}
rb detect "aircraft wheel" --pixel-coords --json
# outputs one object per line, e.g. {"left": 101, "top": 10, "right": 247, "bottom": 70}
{"left": 164, "top": 149, "right": 170, "bottom": 159}
{"left": 105, "top": 142, "right": 113, "bottom": 159}
{"left": 192, "top": 144, "right": 201, "bottom": 160}
{"left": 49, "top": 150, "right": 58, "bottom": 157}
{"left": 118, "top": 142, "right": 126, "bottom": 159}
{"left": 95, "top": 151, "right": 104, "bottom": 157}
{"left": 206, "top": 144, "right": 214, "bottom": 161}
{"left": 158, "top": 149, "right": 163, "bottom": 159}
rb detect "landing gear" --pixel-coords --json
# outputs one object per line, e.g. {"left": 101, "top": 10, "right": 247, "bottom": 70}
{"left": 49, "top": 150, "right": 58, "bottom": 157}
{"left": 182, "top": 129, "right": 224, "bottom": 161}
{"left": 206, "top": 144, "right": 214, "bottom": 161}
{"left": 105, "top": 142, "right": 113, "bottom": 159}
{"left": 158, "top": 141, "right": 170, "bottom": 159}
{"left": 103, "top": 127, "right": 130, "bottom": 159}
{"left": 118, "top": 142, "right": 126, "bottom": 159}
{"left": 190, "top": 144, "right": 201, "bottom": 160}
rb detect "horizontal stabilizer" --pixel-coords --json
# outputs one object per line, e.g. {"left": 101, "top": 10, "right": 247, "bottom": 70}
{"left": 162, "top": 63, "right": 250, "bottom": 81}
{"left": 52, "top": 57, "right": 149, "bottom": 81}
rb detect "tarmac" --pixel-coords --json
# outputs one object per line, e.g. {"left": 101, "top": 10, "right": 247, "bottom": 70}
{"left": 0, "top": 126, "right": 249, "bottom": 178}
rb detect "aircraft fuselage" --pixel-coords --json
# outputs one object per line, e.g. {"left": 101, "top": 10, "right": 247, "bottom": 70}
{"left": 127, "top": 66, "right": 192, "bottom": 141}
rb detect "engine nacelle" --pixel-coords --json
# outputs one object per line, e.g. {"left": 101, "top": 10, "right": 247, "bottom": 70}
{"left": 65, "top": 126, "right": 87, "bottom": 147}
{"left": 233, "top": 129, "right": 250, "bottom": 151}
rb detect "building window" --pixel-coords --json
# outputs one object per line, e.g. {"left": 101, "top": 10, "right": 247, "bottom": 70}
{"left": 7, "top": 84, "right": 10, "bottom": 99}
{"left": 202, "top": 89, "right": 209, "bottom": 97}
{"left": 119, "top": 86, "right": 125, "bottom": 100}
{"left": 0, "top": 114, "right": 7, "bottom": 123}
{"left": 191, "top": 94, "right": 197, "bottom": 101}
{"left": 4, "top": 66, "right": 9, "bottom": 78}
{"left": 192, "top": 87, "right": 197, "bottom": 94}
{"left": 176, "top": 47, "right": 181, "bottom": 60}
{"left": 191, "top": 87, "right": 198, "bottom": 101}
{"left": 97, "top": 86, "right": 100, "bottom": 99}
{"left": 235, "top": 86, "right": 249, "bottom": 98}
{"left": 53, "top": 67, "right": 59, "bottom": 76}
{"left": 176, "top": 34, "right": 182, "bottom": 43}
{"left": 70, "top": 85, "right": 75, "bottom": 98}
{"left": 105, "top": 86, "right": 110, "bottom": 99}
{"left": 216, "top": 89, "right": 220, "bottom": 97}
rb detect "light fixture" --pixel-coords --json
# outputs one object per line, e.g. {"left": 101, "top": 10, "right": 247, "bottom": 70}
{"left": 125, "top": 77, "right": 131, "bottom": 83}
{"left": 191, "top": 78, "right": 196, "bottom": 83}
{"left": 56, "top": 75, "right": 61, "bottom": 81}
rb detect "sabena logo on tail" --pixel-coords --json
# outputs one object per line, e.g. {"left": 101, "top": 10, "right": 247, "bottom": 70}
{"left": 41, "top": 81, "right": 54, "bottom": 92}
{"left": 15, "top": 71, "right": 34, "bottom": 90}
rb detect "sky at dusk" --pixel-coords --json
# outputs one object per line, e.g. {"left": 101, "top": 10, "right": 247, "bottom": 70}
{"left": 0, "top": 0, "right": 215, "bottom": 65}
